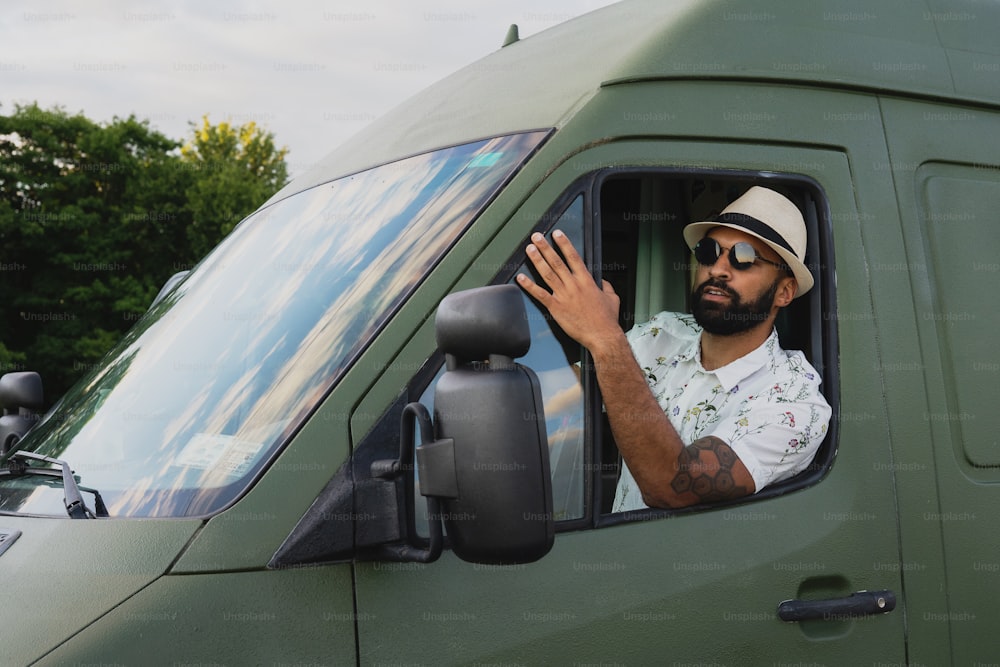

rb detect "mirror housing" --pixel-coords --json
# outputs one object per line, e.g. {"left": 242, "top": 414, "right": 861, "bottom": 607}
{"left": 366, "top": 285, "right": 554, "bottom": 565}
{"left": 424, "top": 285, "right": 554, "bottom": 563}
{"left": 150, "top": 270, "right": 189, "bottom": 309}
{"left": 0, "top": 372, "right": 44, "bottom": 454}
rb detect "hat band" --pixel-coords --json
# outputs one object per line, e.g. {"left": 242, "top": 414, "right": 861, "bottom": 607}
{"left": 711, "top": 212, "right": 797, "bottom": 257}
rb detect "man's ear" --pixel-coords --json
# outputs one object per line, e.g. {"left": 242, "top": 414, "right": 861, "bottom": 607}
{"left": 774, "top": 276, "right": 797, "bottom": 308}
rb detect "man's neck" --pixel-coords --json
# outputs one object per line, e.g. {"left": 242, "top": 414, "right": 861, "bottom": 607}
{"left": 699, "top": 323, "right": 774, "bottom": 372}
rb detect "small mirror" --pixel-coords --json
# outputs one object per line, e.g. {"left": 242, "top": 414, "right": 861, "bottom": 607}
{"left": 150, "top": 270, "right": 189, "bottom": 309}
{"left": 0, "top": 372, "right": 44, "bottom": 454}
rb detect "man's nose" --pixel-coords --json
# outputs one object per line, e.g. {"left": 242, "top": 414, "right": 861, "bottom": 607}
{"left": 707, "top": 252, "right": 733, "bottom": 279}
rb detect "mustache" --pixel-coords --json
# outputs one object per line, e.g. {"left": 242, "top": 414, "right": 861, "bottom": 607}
{"left": 695, "top": 279, "right": 738, "bottom": 300}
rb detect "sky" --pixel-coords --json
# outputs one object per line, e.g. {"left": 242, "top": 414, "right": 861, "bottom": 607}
{"left": 1, "top": 0, "right": 619, "bottom": 177}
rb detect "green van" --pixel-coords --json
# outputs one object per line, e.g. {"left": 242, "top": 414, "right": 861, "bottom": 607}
{"left": 2, "top": 0, "right": 998, "bottom": 664}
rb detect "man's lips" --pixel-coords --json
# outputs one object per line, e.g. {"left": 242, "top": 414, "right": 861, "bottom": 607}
{"left": 700, "top": 283, "right": 735, "bottom": 301}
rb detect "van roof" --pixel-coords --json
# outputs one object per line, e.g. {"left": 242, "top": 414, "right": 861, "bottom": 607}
{"left": 272, "top": 0, "right": 1000, "bottom": 201}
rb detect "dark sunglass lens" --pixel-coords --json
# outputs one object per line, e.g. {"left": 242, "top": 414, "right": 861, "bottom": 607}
{"left": 730, "top": 242, "right": 759, "bottom": 269}
{"left": 694, "top": 239, "right": 721, "bottom": 266}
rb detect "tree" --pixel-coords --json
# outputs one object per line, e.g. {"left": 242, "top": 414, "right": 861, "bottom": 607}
{"left": 180, "top": 116, "right": 289, "bottom": 258}
{"left": 0, "top": 103, "right": 188, "bottom": 401}
{"left": 0, "top": 104, "right": 289, "bottom": 404}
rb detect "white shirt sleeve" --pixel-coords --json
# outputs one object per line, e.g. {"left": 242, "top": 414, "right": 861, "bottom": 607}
{"left": 711, "top": 370, "right": 831, "bottom": 491}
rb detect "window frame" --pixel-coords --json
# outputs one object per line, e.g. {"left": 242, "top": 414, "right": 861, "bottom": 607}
{"left": 588, "top": 166, "right": 839, "bottom": 528}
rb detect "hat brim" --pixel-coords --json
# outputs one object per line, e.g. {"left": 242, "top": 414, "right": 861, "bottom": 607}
{"left": 683, "top": 221, "right": 814, "bottom": 298}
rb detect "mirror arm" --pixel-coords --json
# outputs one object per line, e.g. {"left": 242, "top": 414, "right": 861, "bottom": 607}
{"left": 368, "top": 402, "right": 443, "bottom": 563}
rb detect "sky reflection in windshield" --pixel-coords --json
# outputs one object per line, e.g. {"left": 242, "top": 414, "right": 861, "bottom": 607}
{"left": 13, "top": 131, "right": 548, "bottom": 518}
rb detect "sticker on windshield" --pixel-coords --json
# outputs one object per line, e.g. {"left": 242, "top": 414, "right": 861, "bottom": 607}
{"left": 176, "top": 433, "right": 264, "bottom": 478}
{"left": 468, "top": 151, "right": 503, "bottom": 167}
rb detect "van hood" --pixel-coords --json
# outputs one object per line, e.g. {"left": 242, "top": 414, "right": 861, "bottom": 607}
{"left": 0, "top": 517, "right": 200, "bottom": 664}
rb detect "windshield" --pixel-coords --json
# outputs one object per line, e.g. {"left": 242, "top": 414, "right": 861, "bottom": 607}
{"left": 2, "top": 131, "right": 548, "bottom": 518}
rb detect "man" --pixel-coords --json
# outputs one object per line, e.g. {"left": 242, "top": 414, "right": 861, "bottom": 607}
{"left": 516, "top": 186, "right": 831, "bottom": 511}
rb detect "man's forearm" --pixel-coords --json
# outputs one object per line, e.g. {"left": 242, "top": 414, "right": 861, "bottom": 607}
{"left": 591, "top": 333, "right": 755, "bottom": 508}
{"left": 589, "top": 332, "right": 689, "bottom": 507}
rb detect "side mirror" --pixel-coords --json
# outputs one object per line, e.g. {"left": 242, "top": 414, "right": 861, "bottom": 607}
{"left": 150, "top": 270, "right": 189, "bottom": 309}
{"left": 425, "top": 285, "right": 554, "bottom": 563}
{"left": 0, "top": 372, "right": 44, "bottom": 454}
{"left": 371, "top": 285, "right": 554, "bottom": 565}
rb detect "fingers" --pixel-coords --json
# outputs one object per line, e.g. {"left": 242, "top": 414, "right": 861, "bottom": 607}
{"left": 524, "top": 240, "right": 563, "bottom": 292}
{"left": 602, "top": 279, "right": 622, "bottom": 317}
{"left": 524, "top": 229, "right": 587, "bottom": 285}
{"left": 516, "top": 231, "right": 622, "bottom": 349}
{"left": 551, "top": 229, "right": 588, "bottom": 274}
{"left": 515, "top": 272, "right": 549, "bottom": 304}
{"left": 525, "top": 232, "right": 567, "bottom": 289}
{"left": 518, "top": 229, "right": 596, "bottom": 308}
{"left": 529, "top": 230, "right": 587, "bottom": 276}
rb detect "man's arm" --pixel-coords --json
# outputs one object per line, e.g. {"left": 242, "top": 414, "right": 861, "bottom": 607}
{"left": 516, "top": 230, "right": 755, "bottom": 508}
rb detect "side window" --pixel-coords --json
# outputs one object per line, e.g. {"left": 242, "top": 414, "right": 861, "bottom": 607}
{"left": 595, "top": 173, "right": 835, "bottom": 516}
{"left": 417, "top": 195, "right": 587, "bottom": 524}
{"left": 511, "top": 196, "right": 587, "bottom": 521}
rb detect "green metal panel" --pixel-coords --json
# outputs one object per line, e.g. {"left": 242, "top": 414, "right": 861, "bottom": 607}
{"left": 40, "top": 567, "right": 357, "bottom": 665}
{"left": 879, "top": 95, "right": 1000, "bottom": 667}
{"left": 916, "top": 170, "right": 1000, "bottom": 468}
{"left": 354, "top": 492, "right": 899, "bottom": 664}
{"left": 927, "top": 0, "right": 1000, "bottom": 99}
{"left": 0, "top": 518, "right": 199, "bottom": 665}
{"left": 918, "top": 166, "right": 1000, "bottom": 467}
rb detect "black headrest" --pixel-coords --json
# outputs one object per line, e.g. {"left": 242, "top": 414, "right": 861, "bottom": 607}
{"left": 435, "top": 285, "right": 530, "bottom": 363}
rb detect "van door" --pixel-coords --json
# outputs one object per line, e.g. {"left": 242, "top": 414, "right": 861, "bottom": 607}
{"left": 350, "top": 134, "right": 908, "bottom": 664}
{"left": 878, "top": 97, "right": 1000, "bottom": 666}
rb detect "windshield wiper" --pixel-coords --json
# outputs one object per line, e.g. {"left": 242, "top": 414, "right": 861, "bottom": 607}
{"left": 4, "top": 450, "right": 107, "bottom": 519}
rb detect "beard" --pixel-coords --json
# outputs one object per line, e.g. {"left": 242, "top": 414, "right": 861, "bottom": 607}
{"left": 691, "top": 277, "right": 780, "bottom": 336}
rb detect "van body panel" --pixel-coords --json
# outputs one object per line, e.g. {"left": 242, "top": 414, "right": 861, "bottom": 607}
{"left": 355, "top": 473, "right": 905, "bottom": 664}
{"left": 0, "top": 518, "right": 199, "bottom": 664}
{"left": 879, "top": 95, "right": 1000, "bottom": 666}
{"left": 39, "top": 567, "right": 357, "bottom": 665}
{"left": 168, "top": 391, "right": 354, "bottom": 573}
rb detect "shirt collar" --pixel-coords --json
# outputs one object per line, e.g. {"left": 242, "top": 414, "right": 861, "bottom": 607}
{"left": 695, "top": 327, "right": 780, "bottom": 392}
{"left": 675, "top": 334, "right": 700, "bottom": 363}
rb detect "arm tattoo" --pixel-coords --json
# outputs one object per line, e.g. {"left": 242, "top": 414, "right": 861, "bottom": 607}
{"left": 670, "top": 436, "right": 750, "bottom": 503}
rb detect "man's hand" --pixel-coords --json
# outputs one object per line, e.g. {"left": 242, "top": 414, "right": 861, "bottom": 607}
{"left": 515, "top": 230, "right": 621, "bottom": 352}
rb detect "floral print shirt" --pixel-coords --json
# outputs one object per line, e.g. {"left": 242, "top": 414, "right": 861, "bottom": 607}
{"left": 613, "top": 311, "right": 832, "bottom": 512}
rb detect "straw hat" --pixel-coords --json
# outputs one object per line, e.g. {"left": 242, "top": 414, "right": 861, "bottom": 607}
{"left": 682, "top": 186, "right": 813, "bottom": 297}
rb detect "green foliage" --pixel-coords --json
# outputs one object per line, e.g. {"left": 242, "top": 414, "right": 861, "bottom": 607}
{"left": 181, "top": 116, "right": 289, "bottom": 258}
{"left": 0, "top": 103, "right": 289, "bottom": 404}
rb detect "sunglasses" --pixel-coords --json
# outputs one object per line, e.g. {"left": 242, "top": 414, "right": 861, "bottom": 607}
{"left": 693, "top": 238, "right": 790, "bottom": 272}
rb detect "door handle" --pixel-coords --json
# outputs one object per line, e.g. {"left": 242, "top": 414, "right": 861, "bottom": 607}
{"left": 777, "top": 590, "right": 896, "bottom": 622}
